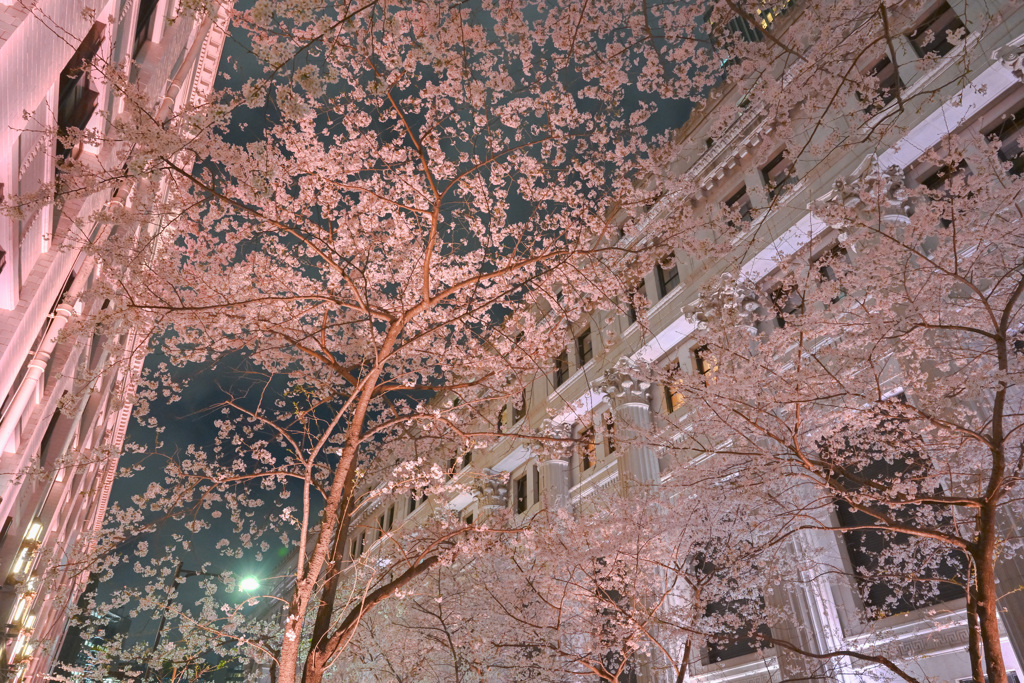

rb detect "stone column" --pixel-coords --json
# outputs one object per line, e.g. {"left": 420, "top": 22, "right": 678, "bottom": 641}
{"left": 538, "top": 459, "right": 570, "bottom": 511}
{"left": 538, "top": 420, "right": 572, "bottom": 511}
{"left": 598, "top": 357, "right": 660, "bottom": 489}
{"left": 763, "top": 540, "right": 833, "bottom": 682}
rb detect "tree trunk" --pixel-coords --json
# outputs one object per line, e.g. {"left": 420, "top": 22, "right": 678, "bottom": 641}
{"left": 966, "top": 570, "right": 986, "bottom": 683}
{"left": 976, "top": 504, "right": 1009, "bottom": 683}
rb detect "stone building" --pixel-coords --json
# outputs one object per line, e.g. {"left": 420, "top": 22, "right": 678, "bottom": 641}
{"left": 341, "top": 0, "right": 1024, "bottom": 680}
{"left": 0, "top": 0, "right": 226, "bottom": 679}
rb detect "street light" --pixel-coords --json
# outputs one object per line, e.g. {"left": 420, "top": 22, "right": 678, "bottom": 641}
{"left": 143, "top": 564, "right": 259, "bottom": 680}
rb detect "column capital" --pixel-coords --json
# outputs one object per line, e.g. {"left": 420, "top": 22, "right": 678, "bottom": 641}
{"left": 474, "top": 468, "right": 509, "bottom": 512}
{"left": 997, "top": 41, "right": 1024, "bottom": 82}
{"left": 598, "top": 357, "right": 651, "bottom": 409}
{"left": 684, "top": 272, "right": 759, "bottom": 329}
{"left": 822, "top": 155, "right": 911, "bottom": 223}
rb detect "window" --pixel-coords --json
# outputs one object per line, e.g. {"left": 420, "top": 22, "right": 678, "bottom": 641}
{"left": 761, "top": 150, "right": 798, "bottom": 198}
{"left": 533, "top": 464, "right": 541, "bottom": 505}
{"left": 623, "top": 297, "right": 637, "bottom": 325}
{"left": 0, "top": 517, "right": 11, "bottom": 547}
{"left": 724, "top": 14, "right": 762, "bottom": 43}
{"left": 580, "top": 427, "right": 596, "bottom": 471}
{"left": 512, "top": 390, "right": 527, "bottom": 424}
{"left": 514, "top": 474, "right": 528, "bottom": 513}
{"left": 464, "top": 513, "right": 474, "bottom": 525}
{"left": 448, "top": 451, "right": 471, "bottom": 475}
{"left": 554, "top": 349, "right": 570, "bottom": 386}
{"left": 58, "top": 22, "right": 105, "bottom": 159}
{"left": 816, "top": 245, "right": 850, "bottom": 302}
{"left": 824, "top": 404, "right": 967, "bottom": 619}
{"left": 695, "top": 555, "right": 772, "bottom": 663}
{"left": 351, "top": 532, "right": 365, "bottom": 558}
{"left": 408, "top": 493, "right": 418, "bottom": 514}
{"left": 907, "top": 1, "right": 966, "bottom": 58}
{"left": 497, "top": 404, "right": 509, "bottom": 433}
{"left": 755, "top": 0, "right": 792, "bottom": 30}
{"left": 133, "top": 0, "right": 160, "bottom": 57}
{"left": 725, "top": 185, "right": 753, "bottom": 229}
{"left": 576, "top": 326, "right": 594, "bottom": 365}
{"left": 604, "top": 417, "right": 616, "bottom": 455}
{"left": 919, "top": 159, "right": 970, "bottom": 191}
{"left": 958, "top": 674, "right": 1020, "bottom": 683}
{"left": 770, "top": 285, "right": 802, "bottom": 328}
{"left": 384, "top": 505, "right": 394, "bottom": 533}
{"left": 694, "top": 345, "right": 713, "bottom": 376}
{"left": 984, "top": 104, "right": 1024, "bottom": 175}
{"left": 866, "top": 56, "right": 903, "bottom": 108}
{"left": 626, "top": 280, "right": 647, "bottom": 324}
{"left": 656, "top": 259, "right": 680, "bottom": 297}
{"left": 664, "top": 361, "right": 685, "bottom": 414}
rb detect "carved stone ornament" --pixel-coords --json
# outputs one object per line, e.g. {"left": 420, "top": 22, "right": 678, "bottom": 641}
{"left": 824, "top": 155, "right": 911, "bottom": 220}
{"left": 996, "top": 40, "right": 1024, "bottom": 82}
{"left": 597, "top": 357, "right": 651, "bottom": 408}
{"left": 475, "top": 468, "right": 509, "bottom": 509}
{"left": 683, "top": 272, "right": 760, "bottom": 329}
{"left": 539, "top": 418, "right": 575, "bottom": 460}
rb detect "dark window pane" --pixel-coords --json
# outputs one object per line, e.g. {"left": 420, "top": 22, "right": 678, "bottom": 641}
{"left": 580, "top": 427, "right": 596, "bottom": 471}
{"left": 867, "top": 56, "right": 903, "bottom": 108}
{"left": 513, "top": 390, "right": 527, "bottom": 424}
{"left": 515, "top": 475, "right": 528, "bottom": 513}
{"left": 577, "top": 327, "right": 593, "bottom": 365}
{"left": 533, "top": 465, "right": 540, "bottom": 505}
{"left": 761, "top": 150, "right": 798, "bottom": 198}
{"left": 771, "top": 285, "right": 802, "bottom": 327}
{"left": 908, "top": 1, "right": 966, "bottom": 58}
{"left": 725, "top": 185, "right": 753, "bottom": 229}
{"left": 985, "top": 105, "right": 1024, "bottom": 176}
{"left": 134, "top": 0, "right": 160, "bottom": 56}
{"left": 554, "top": 350, "right": 570, "bottom": 386}
{"left": 657, "top": 260, "right": 680, "bottom": 297}
{"left": 823, "top": 407, "right": 967, "bottom": 619}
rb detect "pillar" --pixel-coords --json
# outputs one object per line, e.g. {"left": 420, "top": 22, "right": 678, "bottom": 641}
{"left": 597, "top": 357, "right": 660, "bottom": 489}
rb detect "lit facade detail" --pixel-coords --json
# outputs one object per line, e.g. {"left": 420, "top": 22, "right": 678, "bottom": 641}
{"left": 0, "top": 0, "right": 228, "bottom": 679}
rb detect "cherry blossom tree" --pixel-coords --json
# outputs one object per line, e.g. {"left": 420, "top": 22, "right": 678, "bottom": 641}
{"left": 328, "top": 482, "right": 796, "bottom": 683}
{"left": 39, "top": 1, "right": 730, "bottom": 681}
{"left": 668, "top": 140, "right": 1024, "bottom": 683}
{"left": 25, "top": 0, "right": 1020, "bottom": 679}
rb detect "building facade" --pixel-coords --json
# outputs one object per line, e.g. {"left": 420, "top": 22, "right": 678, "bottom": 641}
{"left": 341, "top": 0, "right": 1024, "bottom": 680}
{"left": 0, "top": 0, "right": 227, "bottom": 679}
